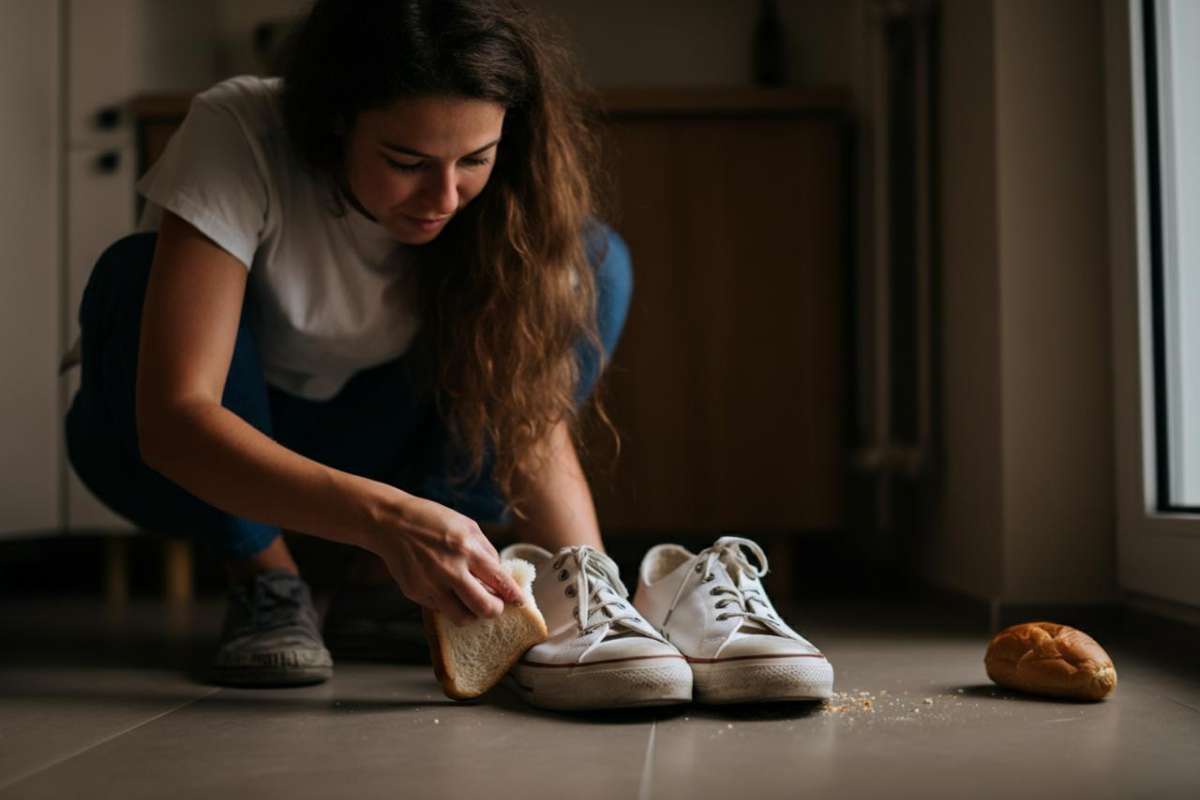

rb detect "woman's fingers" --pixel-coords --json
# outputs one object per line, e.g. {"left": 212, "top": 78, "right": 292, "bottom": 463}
{"left": 454, "top": 572, "right": 506, "bottom": 620}
{"left": 477, "top": 532, "right": 501, "bottom": 562}
{"left": 470, "top": 554, "right": 526, "bottom": 606}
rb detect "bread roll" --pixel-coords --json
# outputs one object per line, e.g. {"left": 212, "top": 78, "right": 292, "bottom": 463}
{"left": 423, "top": 558, "right": 548, "bottom": 701}
{"left": 984, "top": 621, "right": 1117, "bottom": 701}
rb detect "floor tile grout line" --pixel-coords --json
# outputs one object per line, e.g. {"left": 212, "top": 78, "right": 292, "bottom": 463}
{"left": 1168, "top": 697, "right": 1200, "bottom": 715}
{"left": 637, "top": 720, "right": 657, "bottom": 800}
{"left": 0, "top": 687, "right": 221, "bottom": 796}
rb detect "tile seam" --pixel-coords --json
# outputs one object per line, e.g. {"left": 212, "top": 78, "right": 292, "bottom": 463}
{"left": 637, "top": 719, "right": 657, "bottom": 800}
{"left": 1168, "top": 696, "right": 1200, "bottom": 715}
{"left": 0, "top": 687, "right": 221, "bottom": 795}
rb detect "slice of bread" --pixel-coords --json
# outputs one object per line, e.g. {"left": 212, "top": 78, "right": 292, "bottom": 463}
{"left": 422, "top": 558, "right": 548, "bottom": 700}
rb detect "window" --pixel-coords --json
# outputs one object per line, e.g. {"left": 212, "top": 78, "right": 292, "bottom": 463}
{"left": 1143, "top": 0, "right": 1200, "bottom": 510}
{"left": 1108, "top": 0, "right": 1199, "bottom": 614}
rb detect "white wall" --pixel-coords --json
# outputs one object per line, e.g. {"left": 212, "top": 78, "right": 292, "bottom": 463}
{"left": 212, "top": 0, "right": 863, "bottom": 90}
{"left": 213, "top": 0, "right": 309, "bottom": 77}
{"left": 527, "top": 0, "right": 860, "bottom": 89}
{"left": 928, "top": 0, "right": 1005, "bottom": 602}
{"left": 928, "top": 0, "right": 1118, "bottom": 607}
{"left": 0, "top": 1, "right": 62, "bottom": 533}
{"left": 994, "top": 0, "right": 1116, "bottom": 604}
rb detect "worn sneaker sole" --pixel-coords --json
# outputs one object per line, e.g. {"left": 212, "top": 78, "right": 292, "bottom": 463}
{"left": 506, "top": 656, "right": 693, "bottom": 711}
{"left": 210, "top": 650, "right": 334, "bottom": 688}
{"left": 690, "top": 655, "right": 834, "bottom": 704}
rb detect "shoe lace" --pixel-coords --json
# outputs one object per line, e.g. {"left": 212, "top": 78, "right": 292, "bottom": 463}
{"left": 667, "top": 536, "right": 776, "bottom": 628}
{"left": 554, "top": 546, "right": 646, "bottom": 637}
{"left": 228, "top": 574, "right": 312, "bottom": 635}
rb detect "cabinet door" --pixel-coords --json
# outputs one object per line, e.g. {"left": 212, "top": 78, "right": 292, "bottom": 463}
{"left": 591, "top": 115, "right": 848, "bottom": 533}
{"left": 67, "top": 0, "right": 138, "bottom": 149}
{"left": 64, "top": 145, "right": 137, "bottom": 532}
{"left": 0, "top": 1, "right": 62, "bottom": 537}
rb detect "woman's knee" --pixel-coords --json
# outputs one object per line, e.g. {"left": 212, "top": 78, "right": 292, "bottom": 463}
{"left": 78, "top": 232, "right": 159, "bottom": 333}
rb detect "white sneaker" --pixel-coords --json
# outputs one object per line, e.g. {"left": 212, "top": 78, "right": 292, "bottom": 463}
{"left": 633, "top": 535, "right": 834, "bottom": 703}
{"left": 498, "top": 543, "right": 693, "bottom": 711}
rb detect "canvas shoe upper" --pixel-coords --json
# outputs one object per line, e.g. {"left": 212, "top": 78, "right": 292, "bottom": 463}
{"left": 634, "top": 536, "right": 833, "bottom": 702}
{"left": 211, "top": 570, "right": 333, "bottom": 687}
{"left": 498, "top": 543, "right": 692, "bottom": 710}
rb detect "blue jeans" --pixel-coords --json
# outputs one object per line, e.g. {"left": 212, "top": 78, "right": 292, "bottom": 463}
{"left": 64, "top": 224, "right": 632, "bottom": 559}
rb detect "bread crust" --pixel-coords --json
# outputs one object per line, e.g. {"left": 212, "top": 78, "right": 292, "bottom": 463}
{"left": 984, "top": 621, "right": 1117, "bottom": 701}
{"left": 421, "top": 607, "right": 460, "bottom": 699}
{"left": 422, "top": 603, "right": 549, "bottom": 701}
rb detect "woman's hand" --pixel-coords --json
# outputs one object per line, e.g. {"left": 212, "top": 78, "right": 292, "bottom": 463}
{"left": 366, "top": 488, "right": 526, "bottom": 626}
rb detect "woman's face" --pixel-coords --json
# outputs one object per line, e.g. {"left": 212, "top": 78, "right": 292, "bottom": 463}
{"left": 342, "top": 95, "right": 506, "bottom": 244}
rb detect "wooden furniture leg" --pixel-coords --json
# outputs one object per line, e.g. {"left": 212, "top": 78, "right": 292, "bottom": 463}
{"left": 105, "top": 535, "right": 130, "bottom": 612}
{"left": 162, "top": 538, "right": 194, "bottom": 608}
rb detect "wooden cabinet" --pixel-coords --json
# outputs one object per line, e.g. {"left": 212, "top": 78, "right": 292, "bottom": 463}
{"left": 128, "top": 88, "right": 854, "bottom": 537}
{"left": 587, "top": 89, "right": 852, "bottom": 534}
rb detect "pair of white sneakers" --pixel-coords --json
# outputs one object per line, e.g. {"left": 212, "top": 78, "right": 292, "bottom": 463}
{"left": 498, "top": 536, "right": 834, "bottom": 711}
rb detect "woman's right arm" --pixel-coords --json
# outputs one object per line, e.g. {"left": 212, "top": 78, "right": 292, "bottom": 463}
{"left": 135, "top": 211, "right": 523, "bottom": 623}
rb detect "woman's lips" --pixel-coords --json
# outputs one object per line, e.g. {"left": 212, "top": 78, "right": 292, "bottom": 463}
{"left": 401, "top": 213, "right": 450, "bottom": 232}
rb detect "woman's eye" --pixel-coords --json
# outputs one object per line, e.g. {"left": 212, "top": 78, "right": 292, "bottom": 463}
{"left": 384, "top": 157, "right": 423, "bottom": 173}
{"left": 382, "top": 155, "right": 492, "bottom": 172}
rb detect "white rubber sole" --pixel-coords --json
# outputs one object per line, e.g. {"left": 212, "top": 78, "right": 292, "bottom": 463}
{"left": 690, "top": 655, "right": 834, "bottom": 704}
{"left": 507, "top": 656, "right": 694, "bottom": 711}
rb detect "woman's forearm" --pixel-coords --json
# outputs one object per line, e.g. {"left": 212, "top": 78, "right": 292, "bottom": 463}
{"left": 140, "top": 399, "right": 396, "bottom": 550}
{"left": 508, "top": 419, "right": 603, "bottom": 552}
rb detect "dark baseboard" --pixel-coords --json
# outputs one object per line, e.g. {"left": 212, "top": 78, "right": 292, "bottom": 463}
{"left": 1, "top": 527, "right": 912, "bottom": 599}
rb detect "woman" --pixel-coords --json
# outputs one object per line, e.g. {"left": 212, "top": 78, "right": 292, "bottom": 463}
{"left": 66, "top": 0, "right": 835, "bottom": 710}
{"left": 64, "top": 0, "right": 644, "bottom": 687}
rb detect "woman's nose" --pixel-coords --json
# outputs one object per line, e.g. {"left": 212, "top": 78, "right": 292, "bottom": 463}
{"left": 421, "top": 167, "right": 458, "bottom": 216}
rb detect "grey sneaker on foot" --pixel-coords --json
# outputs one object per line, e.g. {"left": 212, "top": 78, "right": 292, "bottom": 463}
{"left": 210, "top": 571, "right": 333, "bottom": 687}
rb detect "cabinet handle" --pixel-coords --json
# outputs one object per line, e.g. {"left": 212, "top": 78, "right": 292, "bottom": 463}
{"left": 95, "top": 151, "right": 121, "bottom": 174}
{"left": 95, "top": 106, "right": 122, "bottom": 130}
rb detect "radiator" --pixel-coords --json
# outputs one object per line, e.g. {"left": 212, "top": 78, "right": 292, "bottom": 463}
{"left": 851, "top": 0, "right": 940, "bottom": 533}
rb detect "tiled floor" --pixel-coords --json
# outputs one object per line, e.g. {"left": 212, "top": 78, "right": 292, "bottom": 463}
{"left": 1, "top": 590, "right": 1197, "bottom": 799}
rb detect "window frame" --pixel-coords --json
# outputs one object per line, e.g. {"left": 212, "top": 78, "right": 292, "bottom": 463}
{"left": 1106, "top": 0, "right": 1200, "bottom": 611}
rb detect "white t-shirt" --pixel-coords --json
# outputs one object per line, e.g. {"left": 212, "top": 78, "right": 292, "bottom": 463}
{"left": 136, "top": 75, "right": 421, "bottom": 401}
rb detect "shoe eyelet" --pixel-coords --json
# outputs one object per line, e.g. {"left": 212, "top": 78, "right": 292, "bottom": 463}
{"left": 709, "top": 588, "right": 720, "bottom": 596}
{"left": 694, "top": 563, "right": 703, "bottom": 573}
{"left": 552, "top": 557, "right": 564, "bottom": 570}
{"left": 558, "top": 569, "right": 569, "bottom": 582}
{"left": 715, "top": 600, "right": 729, "bottom": 609}
{"left": 704, "top": 575, "right": 715, "bottom": 582}
{"left": 565, "top": 585, "right": 577, "bottom": 597}
{"left": 716, "top": 613, "right": 729, "bottom": 621}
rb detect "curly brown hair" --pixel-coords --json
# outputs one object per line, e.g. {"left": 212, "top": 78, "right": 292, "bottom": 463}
{"left": 279, "top": 0, "right": 616, "bottom": 518}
